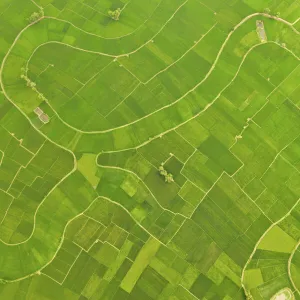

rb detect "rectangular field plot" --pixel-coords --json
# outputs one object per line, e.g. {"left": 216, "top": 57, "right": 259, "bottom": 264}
{"left": 78, "top": 62, "right": 140, "bottom": 116}
{"left": 42, "top": 239, "right": 82, "bottom": 283}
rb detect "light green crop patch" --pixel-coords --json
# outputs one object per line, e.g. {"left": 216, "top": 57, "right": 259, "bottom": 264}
{"left": 103, "top": 239, "right": 133, "bottom": 282}
{"left": 214, "top": 253, "right": 242, "bottom": 286}
{"left": 131, "top": 205, "right": 148, "bottom": 223}
{"left": 244, "top": 269, "right": 264, "bottom": 289}
{"left": 121, "top": 174, "right": 139, "bottom": 197}
{"left": 149, "top": 257, "right": 181, "bottom": 285}
{"left": 77, "top": 154, "right": 99, "bottom": 188}
{"left": 120, "top": 237, "right": 161, "bottom": 293}
{"left": 258, "top": 225, "right": 297, "bottom": 253}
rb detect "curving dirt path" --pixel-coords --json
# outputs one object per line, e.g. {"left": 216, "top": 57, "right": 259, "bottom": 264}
{"left": 0, "top": 7, "right": 299, "bottom": 287}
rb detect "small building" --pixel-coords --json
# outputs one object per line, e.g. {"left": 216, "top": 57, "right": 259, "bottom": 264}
{"left": 34, "top": 107, "right": 43, "bottom": 116}
{"left": 256, "top": 20, "right": 267, "bottom": 42}
{"left": 39, "top": 113, "right": 50, "bottom": 124}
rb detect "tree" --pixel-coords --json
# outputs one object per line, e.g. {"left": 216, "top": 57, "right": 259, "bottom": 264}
{"left": 264, "top": 8, "right": 271, "bottom": 14}
{"left": 0, "top": 279, "right": 7, "bottom": 285}
{"left": 108, "top": 8, "right": 121, "bottom": 20}
{"left": 275, "top": 12, "right": 280, "bottom": 17}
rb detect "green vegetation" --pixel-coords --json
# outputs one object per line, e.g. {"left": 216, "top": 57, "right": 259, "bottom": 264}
{"left": 108, "top": 8, "right": 121, "bottom": 21}
{"left": 158, "top": 165, "right": 174, "bottom": 183}
{"left": 258, "top": 225, "right": 297, "bottom": 253}
{"left": 20, "top": 71, "right": 36, "bottom": 89}
{"left": 20, "top": 67, "right": 46, "bottom": 101}
{"left": 245, "top": 290, "right": 254, "bottom": 300}
{"left": 27, "top": 9, "right": 44, "bottom": 23}
{"left": 0, "top": 0, "right": 299, "bottom": 299}
{"left": 120, "top": 237, "right": 161, "bottom": 292}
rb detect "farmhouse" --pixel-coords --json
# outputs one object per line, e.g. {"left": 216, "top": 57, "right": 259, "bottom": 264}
{"left": 39, "top": 113, "right": 50, "bottom": 123}
{"left": 33, "top": 106, "right": 43, "bottom": 116}
{"left": 256, "top": 20, "right": 267, "bottom": 42}
{"left": 34, "top": 107, "right": 50, "bottom": 123}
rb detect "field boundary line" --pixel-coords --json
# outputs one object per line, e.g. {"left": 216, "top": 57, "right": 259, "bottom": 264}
{"left": 41, "top": 0, "right": 187, "bottom": 44}
{"left": 0, "top": 192, "right": 14, "bottom": 226}
{"left": 41, "top": 272, "right": 63, "bottom": 285}
{"left": 292, "top": 17, "right": 300, "bottom": 25}
{"left": 280, "top": 153, "right": 300, "bottom": 174}
{"left": 230, "top": 176, "right": 273, "bottom": 223}
{"left": 0, "top": 8, "right": 299, "bottom": 284}
{"left": 100, "top": 42, "right": 300, "bottom": 155}
{"left": 0, "top": 20, "right": 77, "bottom": 158}
{"left": 99, "top": 196, "right": 170, "bottom": 246}
{"left": 5, "top": 141, "right": 45, "bottom": 192}
{"left": 105, "top": 82, "right": 141, "bottom": 117}
{"left": 61, "top": 249, "right": 83, "bottom": 284}
{"left": 0, "top": 157, "right": 76, "bottom": 246}
{"left": 25, "top": 0, "right": 188, "bottom": 69}
{"left": 0, "top": 3, "right": 12, "bottom": 18}
{"left": 0, "top": 14, "right": 80, "bottom": 253}
{"left": 30, "top": 0, "right": 42, "bottom": 9}
{"left": 0, "top": 150, "right": 4, "bottom": 166}
{"left": 259, "top": 134, "right": 300, "bottom": 180}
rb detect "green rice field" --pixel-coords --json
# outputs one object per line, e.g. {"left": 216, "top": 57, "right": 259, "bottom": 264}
{"left": 0, "top": 0, "right": 299, "bottom": 299}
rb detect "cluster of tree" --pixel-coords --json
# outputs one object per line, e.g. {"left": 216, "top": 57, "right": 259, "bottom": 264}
{"left": 274, "top": 39, "right": 286, "bottom": 48}
{"left": 20, "top": 69, "right": 36, "bottom": 89}
{"left": 20, "top": 68, "right": 46, "bottom": 101}
{"left": 108, "top": 8, "right": 121, "bottom": 20}
{"left": 244, "top": 289, "right": 253, "bottom": 300}
{"left": 264, "top": 8, "right": 280, "bottom": 17}
{"left": 158, "top": 166, "right": 174, "bottom": 183}
{"left": 27, "top": 9, "right": 44, "bottom": 23}
{"left": 0, "top": 279, "right": 7, "bottom": 285}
